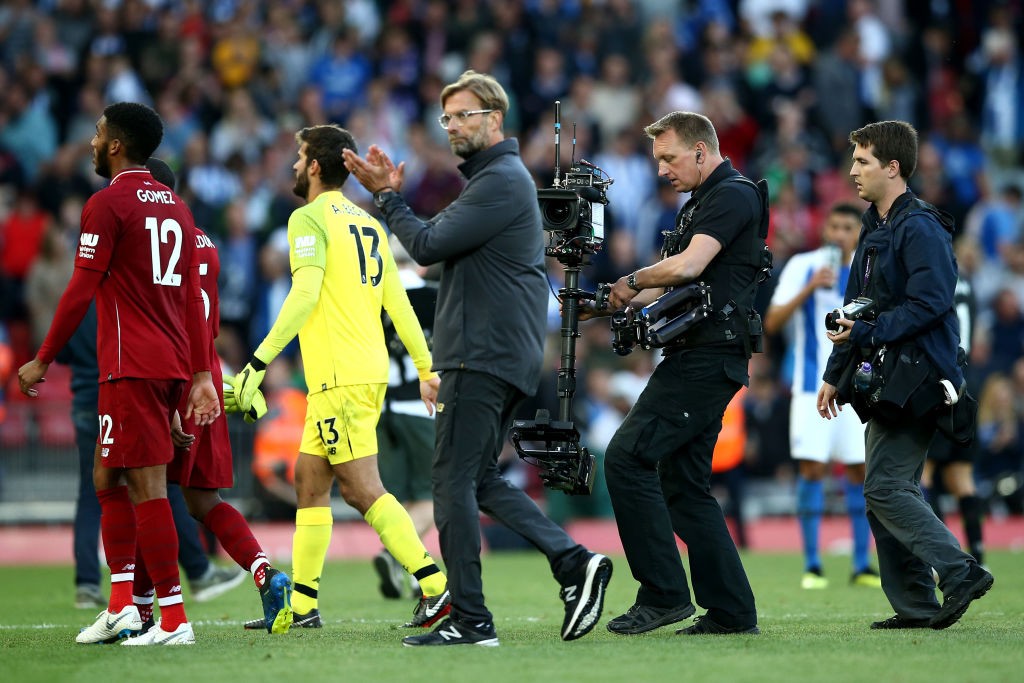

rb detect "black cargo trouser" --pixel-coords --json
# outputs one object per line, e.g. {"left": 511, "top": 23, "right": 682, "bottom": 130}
{"left": 605, "top": 347, "right": 757, "bottom": 628}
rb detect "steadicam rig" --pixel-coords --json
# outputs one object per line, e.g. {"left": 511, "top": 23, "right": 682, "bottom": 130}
{"left": 509, "top": 101, "right": 612, "bottom": 495}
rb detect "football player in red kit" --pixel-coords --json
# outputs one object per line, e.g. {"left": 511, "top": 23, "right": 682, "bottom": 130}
{"left": 123, "top": 158, "right": 293, "bottom": 638}
{"left": 19, "top": 102, "right": 219, "bottom": 646}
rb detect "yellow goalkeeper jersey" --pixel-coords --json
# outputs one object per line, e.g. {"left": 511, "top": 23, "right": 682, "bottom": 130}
{"left": 286, "top": 190, "right": 433, "bottom": 394}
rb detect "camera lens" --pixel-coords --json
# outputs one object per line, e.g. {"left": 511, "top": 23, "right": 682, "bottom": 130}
{"left": 542, "top": 199, "right": 575, "bottom": 231}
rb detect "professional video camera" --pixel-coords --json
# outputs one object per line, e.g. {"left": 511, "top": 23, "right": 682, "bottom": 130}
{"left": 509, "top": 102, "right": 613, "bottom": 495}
{"left": 607, "top": 281, "right": 713, "bottom": 356}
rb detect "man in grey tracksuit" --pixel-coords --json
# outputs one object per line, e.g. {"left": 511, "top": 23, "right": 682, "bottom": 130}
{"left": 344, "top": 69, "right": 612, "bottom": 647}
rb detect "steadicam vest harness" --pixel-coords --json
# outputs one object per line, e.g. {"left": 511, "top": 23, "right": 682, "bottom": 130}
{"left": 660, "top": 175, "right": 771, "bottom": 355}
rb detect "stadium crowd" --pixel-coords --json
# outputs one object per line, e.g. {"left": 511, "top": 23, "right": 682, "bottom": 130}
{"left": 1, "top": 0, "right": 1023, "bottom": 521}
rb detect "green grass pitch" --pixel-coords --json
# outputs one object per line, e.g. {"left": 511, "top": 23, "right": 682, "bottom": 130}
{"left": 2, "top": 551, "right": 1021, "bottom": 683}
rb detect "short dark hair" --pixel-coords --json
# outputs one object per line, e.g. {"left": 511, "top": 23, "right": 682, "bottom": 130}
{"left": 295, "top": 124, "right": 357, "bottom": 188}
{"left": 829, "top": 202, "right": 862, "bottom": 221}
{"left": 103, "top": 102, "right": 163, "bottom": 163}
{"left": 145, "top": 157, "right": 176, "bottom": 191}
{"left": 849, "top": 120, "right": 918, "bottom": 180}
{"left": 643, "top": 111, "right": 720, "bottom": 155}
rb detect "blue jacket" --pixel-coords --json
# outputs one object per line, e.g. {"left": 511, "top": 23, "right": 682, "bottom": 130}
{"left": 824, "top": 190, "right": 963, "bottom": 388}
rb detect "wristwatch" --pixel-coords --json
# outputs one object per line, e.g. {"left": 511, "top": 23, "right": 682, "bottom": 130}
{"left": 627, "top": 272, "right": 641, "bottom": 291}
{"left": 373, "top": 188, "right": 394, "bottom": 208}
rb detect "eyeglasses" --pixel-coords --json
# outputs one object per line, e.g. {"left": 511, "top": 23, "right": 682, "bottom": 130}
{"left": 437, "top": 109, "right": 496, "bottom": 129}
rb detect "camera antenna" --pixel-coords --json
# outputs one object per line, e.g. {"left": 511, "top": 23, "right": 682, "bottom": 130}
{"left": 571, "top": 122, "right": 577, "bottom": 167}
{"left": 553, "top": 100, "right": 561, "bottom": 188}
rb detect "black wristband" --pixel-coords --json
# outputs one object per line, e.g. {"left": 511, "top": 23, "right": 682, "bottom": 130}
{"left": 249, "top": 356, "right": 267, "bottom": 371}
{"left": 373, "top": 188, "right": 396, "bottom": 208}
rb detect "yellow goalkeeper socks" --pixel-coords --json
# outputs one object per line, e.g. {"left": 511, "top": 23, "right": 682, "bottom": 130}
{"left": 364, "top": 493, "right": 446, "bottom": 596}
{"left": 291, "top": 506, "right": 333, "bottom": 614}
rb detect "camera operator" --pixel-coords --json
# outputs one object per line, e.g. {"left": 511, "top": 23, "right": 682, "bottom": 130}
{"left": 587, "top": 111, "right": 762, "bottom": 636}
{"left": 818, "top": 121, "right": 992, "bottom": 631}
{"left": 343, "top": 70, "right": 611, "bottom": 647}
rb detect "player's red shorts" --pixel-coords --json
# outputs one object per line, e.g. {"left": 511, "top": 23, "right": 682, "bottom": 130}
{"left": 96, "top": 378, "right": 186, "bottom": 469}
{"left": 168, "top": 391, "right": 235, "bottom": 489}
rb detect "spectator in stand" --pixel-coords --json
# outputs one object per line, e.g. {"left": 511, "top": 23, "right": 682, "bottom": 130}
{"left": 1, "top": 188, "right": 51, "bottom": 321}
{"left": 973, "top": 4, "right": 1024, "bottom": 173}
{"left": 594, "top": 128, "right": 657, "bottom": 239}
{"left": 930, "top": 114, "right": 988, "bottom": 228}
{"left": 25, "top": 222, "right": 74, "bottom": 349}
{"left": 703, "top": 84, "right": 759, "bottom": 175}
{"left": 812, "top": 27, "right": 865, "bottom": 158}
{"left": 590, "top": 54, "right": 642, "bottom": 147}
{"left": 209, "top": 88, "right": 276, "bottom": 166}
{"left": 307, "top": 27, "right": 372, "bottom": 125}
{"left": 0, "top": 81, "right": 58, "bottom": 185}
{"left": 974, "top": 373, "right": 1024, "bottom": 516}
{"left": 975, "top": 288, "right": 1024, "bottom": 378}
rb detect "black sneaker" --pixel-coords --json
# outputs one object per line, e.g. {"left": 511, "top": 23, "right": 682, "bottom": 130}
{"left": 870, "top": 615, "right": 930, "bottom": 629}
{"left": 676, "top": 614, "right": 760, "bottom": 635}
{"left": 607, "top": 602, "right": 696, "bottom": 635}
{"left": 930, "top": 564, "right": 994, "bottom": 630}
{"left": 402, "top": 618, "right": 500, "bottom": 647}
{"left": 374, "top": 550, "right": 405, "bottom": 600}
{"left": 243, "top": 608, "right": 322, "bottom": 631}
{"left": 560, "top": 553, "right": 613, "bottom": 641}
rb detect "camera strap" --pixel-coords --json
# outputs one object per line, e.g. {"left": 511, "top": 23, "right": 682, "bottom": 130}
{"left": 859, "top": 246, "right": 877, "bottom": 298}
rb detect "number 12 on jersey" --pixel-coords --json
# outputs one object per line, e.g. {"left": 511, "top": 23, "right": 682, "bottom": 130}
{"left": 145, "top": 216, "right": 183, "bottom": 286}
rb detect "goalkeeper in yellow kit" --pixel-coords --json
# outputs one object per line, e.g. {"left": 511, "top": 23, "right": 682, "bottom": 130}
{"left": 228, "top": 124, "right": 450, "bottom": 633}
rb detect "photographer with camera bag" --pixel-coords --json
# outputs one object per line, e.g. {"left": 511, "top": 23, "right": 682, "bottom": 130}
{"left": 343, "top": 70, "right": 611, "bottom": 647}
{"left": 818, "top": 121, "right": 992, "bottom": 631}
{"left": 584, "top": 112, "right": 766, "bottom": 636}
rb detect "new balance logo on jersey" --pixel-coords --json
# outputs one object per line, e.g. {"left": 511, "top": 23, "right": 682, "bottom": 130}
{"left": 79, "top": 233, "right": 99, "bottom": 260}
{"left": 294, "top": 235, "right": 316, "bottom": 259}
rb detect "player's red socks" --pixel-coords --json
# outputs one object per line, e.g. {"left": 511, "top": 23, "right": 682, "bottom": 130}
{"left": 203, "top": 502, "right": 270, "bottom": 588}
{"left": 135, "top": 498, "right": 187, "bottom": 631}
{"left": 97, "top": 486, "right": 136, "bottom": 612}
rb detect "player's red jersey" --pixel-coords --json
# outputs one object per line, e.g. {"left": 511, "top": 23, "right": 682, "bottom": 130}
{"left": 76, "top": 168, "right": 199, "bottom": 383}
{"left": 170, "top": 225, "right": 234, "bottom": 489}
{"left": 193, "top": 226, "right": 221, "bottom": 351}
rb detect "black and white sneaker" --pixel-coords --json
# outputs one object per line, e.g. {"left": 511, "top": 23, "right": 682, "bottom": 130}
{"left": 402, "top": 618, "right": 499, "bottom": 647}
{"left": 403, "top": 589, "right": 451, "bottom": 628}
{"left": 560, "top": 553, "right": 613, "bottom": 641}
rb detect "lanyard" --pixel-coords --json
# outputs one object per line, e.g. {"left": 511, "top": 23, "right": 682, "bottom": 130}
{"left": 859, "top": 246, "right": 877, "bottom": 298}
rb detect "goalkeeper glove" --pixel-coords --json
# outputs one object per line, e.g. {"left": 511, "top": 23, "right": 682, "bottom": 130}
{"left": 232, "top": 358, "right": 267, "bottom": 412}
{"left": 223, "top": 374, "right": 268, "bottom": 423}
